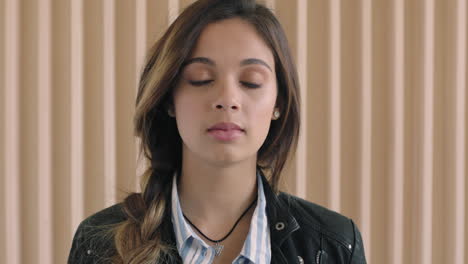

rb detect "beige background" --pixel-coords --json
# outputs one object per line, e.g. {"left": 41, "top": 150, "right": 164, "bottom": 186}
{"left": 1, "top": 0, "right": 467, "bottom": 263}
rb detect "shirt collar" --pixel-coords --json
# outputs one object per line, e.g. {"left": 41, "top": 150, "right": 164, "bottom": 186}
{"left": 170, "top": 171, "right": 270, "bottom": 263}
{"left": 238, "top": 171, "right": 270, "bottom": 263}
{"left": 170, "top": 171, "right": 200, "bottom": 252}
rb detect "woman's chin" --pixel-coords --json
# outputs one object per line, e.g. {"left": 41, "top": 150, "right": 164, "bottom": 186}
{"left": 201, "top": 151, "right": 254, "bottom": 168}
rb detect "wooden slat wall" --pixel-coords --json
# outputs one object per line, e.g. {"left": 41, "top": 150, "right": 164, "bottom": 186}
{"left": 1, "top": 0, "right": 466, "bottom": 263}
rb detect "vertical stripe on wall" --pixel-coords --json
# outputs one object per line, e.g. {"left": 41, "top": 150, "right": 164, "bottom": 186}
{"left": 454, "top": 0, "right": 466, "bottom": 263}
{"left": 69, "top": 0, "right": 84, "bottom": 235}
{"left": 295, "top": 0, "right": 307, "bottom": 199}
{"left": 1, "top": 1, "right": 467, "bottom": 263}
{"left": 103, "top": 0, "right": 117, "bottom": 207}
{"left": 390, "top": 0, "right": 404, "bottom": 263}
{"left": 168, "top": 0, "right": 179, "bottom": 25}
{"left": 421, "top": 0, "right": 435, "bottom": 263}
{"left": 360, "top": 0, "right": 372, "bottom": 260}
{"left": 0, "top": 0, "right": 5, "bottom": 261}
{"left": 115, "top": 0, "right": 137, "bottom": 203}
{"left": 264, "top": 0, "right": 275, "bottom": 11}
{"left": 328, "top": 0, "right": 341, "bottom": 212}
{"left": 3, "top": 0, "right": 21, "bottom": 263}
{"left": 37, "top": 0, "right": 53, "bottom": 262}
{"left": 135, "top": 0, "right": 147, "bottom": 192}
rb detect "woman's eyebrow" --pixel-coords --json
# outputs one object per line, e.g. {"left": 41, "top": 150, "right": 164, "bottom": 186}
{"left": 182, "top": 57, "right": 272, "bottom": 72}
{"left": 182, "top": 57, "right": 215, "bottom": 67}
{"left": 240, "top": 58, "right": 272, "bottom": 72}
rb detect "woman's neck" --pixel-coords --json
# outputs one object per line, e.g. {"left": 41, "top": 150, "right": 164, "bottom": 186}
{"left": 177, "top": 152, "right": 258, "bottom": 234}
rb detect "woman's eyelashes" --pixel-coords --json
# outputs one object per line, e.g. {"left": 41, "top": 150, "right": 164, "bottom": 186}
{"left": 189, "top": 80, "right": 212, "bottom": 86}
{"left": 188, "top": 80, "right": 262, "bottom": 88}
{"left": 241, "top": 81, "right": 262, "bottom": 88}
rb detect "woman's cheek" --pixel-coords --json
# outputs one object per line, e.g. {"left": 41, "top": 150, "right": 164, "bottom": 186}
{"left": 251, "top": 106, "right": 274, "bottom": 137}
{"left": 175, "top": 91, "right": 201, "bottom": 116}
{"left": 174, "top": 96, "right": 199, "bottom": 136}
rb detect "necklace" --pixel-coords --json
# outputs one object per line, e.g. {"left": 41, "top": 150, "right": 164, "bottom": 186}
{"left": 182, "top": 195, "right": 258, "bottom": 257}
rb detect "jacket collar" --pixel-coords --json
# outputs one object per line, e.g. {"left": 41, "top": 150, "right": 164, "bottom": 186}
{"left": 258, "top": 170, "right": 300, "bottom": 263}
{"left": 257, "top": 169, "right": 300, "bottom": 247}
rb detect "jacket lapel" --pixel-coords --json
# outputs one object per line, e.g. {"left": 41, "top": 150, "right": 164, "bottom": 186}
{"left": 258, "top": 170, "right": 300, "bottom": 263}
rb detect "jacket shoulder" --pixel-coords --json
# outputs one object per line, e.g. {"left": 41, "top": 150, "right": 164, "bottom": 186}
{"left": 279, "top": 193, "right": 351, "bottom": 238}
{"left": 278, "top": 192, "right": 366, "bottom": 263}
{"left": 82, "top": 203, "right": 127, "bottom": 226}
{"left": 68, "top": 203, "right": 127, "bottom": 263}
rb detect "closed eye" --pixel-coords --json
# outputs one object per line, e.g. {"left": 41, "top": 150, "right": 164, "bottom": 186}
{"left": 241, "top": 81, "right": 261, "bottom": 89}
{"left": 189, "top": 80, "right": 213, "bottom": 86}
{"left": 189, "top": 80, "right": 261, "bottom": 89}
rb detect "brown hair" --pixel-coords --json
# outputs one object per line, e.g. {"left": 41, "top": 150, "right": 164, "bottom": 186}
{"left": 111, "top": 0, "right": 301, "bottom": 262}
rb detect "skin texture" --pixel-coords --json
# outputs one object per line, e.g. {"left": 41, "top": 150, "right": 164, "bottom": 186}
{"left": 171, "top": 17, "right": 279, "bottom": 261}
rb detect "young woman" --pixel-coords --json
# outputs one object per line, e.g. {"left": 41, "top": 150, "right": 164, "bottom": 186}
{"left": 68, "top": 0, "right": 366, "bottom": 263}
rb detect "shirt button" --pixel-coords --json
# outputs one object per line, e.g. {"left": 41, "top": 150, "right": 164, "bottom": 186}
{"left": 86, "top": 249, "right": 92, "bottom": 255}
{"left": 275, "top": 222, "right": 285, "bottom": 231}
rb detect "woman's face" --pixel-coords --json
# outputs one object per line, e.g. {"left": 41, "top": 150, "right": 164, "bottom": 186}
{"left": 172, "top": 18, "right": 278, "bottom": 166}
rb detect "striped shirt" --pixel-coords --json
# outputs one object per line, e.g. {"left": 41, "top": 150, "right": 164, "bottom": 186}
{"left": 170, "top": 171, "right": 271, "bottom": 264}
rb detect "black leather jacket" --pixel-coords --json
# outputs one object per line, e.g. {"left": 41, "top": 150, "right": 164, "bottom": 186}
{"left": 68, "top": 173, "right": 367, "bottom": 263}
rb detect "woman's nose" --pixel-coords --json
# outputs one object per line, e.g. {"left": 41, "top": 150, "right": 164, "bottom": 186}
{"left": 213, "top": 103, "right": 239, "bottom": 111}
{"left": 211, "top": 80, "right": 241, "bottom": 112}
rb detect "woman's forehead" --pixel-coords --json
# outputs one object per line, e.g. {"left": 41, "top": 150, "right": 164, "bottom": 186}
{"left": 188, "top": 18, "right": 275, "bottom": 68}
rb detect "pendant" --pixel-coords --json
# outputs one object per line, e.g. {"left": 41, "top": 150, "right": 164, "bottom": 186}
{"left": 214, "top": 242, "right": 224, "bottom": 256}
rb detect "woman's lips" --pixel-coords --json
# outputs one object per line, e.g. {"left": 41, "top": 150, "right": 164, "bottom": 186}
{"left": 208, "top": 122, "right": 244, "bottom": 131}
{"left": 207, "top": 129, "right": 244, "bottom": 141}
